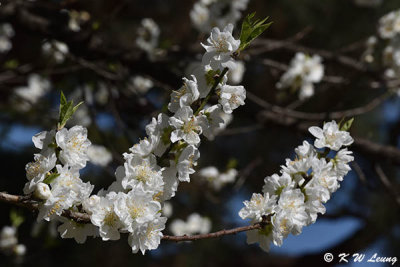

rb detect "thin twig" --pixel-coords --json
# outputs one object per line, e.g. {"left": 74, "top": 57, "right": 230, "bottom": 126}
{"left": 162, "top": 223, "right": 262, "bottom": 242}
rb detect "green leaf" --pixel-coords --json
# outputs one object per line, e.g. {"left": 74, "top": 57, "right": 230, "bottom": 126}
{"left": 10, "top": 209, "right": 24, "bottom": 228}
{"left": 57, "top": 91, "right": 84, "bottom": 130}
{"left": 43, "top": 172, "right": 60, "bottom": 184}
{"left": 239, "top": 12, "right": 272, "bottom": 51}
{"left": 339, "top": 117, "right": 355, "bottom": 132}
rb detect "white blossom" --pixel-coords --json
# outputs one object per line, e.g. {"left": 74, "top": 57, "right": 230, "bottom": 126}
{"left": 176, "top": 145, "right": 200, "bottom": 182}
{"left": 228, "top": 60, "right": 245, "bottom": 84}
{"left": 169, "top": 106, "right": 203, "bottom": 146}
{"left": 115, "top": 189, "right": 161, "bottom": 233}
{"left": 15, "top": 74, "right": 51, "bottom": 108}
{"left": 201, "top": 24, "right": 240, "bottom": 70}
{"left": 0, "top": 23, "right": 14, "bottom": 53}
{"left": 239, "top": 193, "right": 277, "bottom": 223}
{"left": 87, "top": 145, "right": 112, "bottom": 167}
{"left": 121, "top": 153, "right": 164, "bottom": 193}
{"left": 262, "top": 173, "right": 294, "bottom": 196}
{"left": 168, "top": 76, "right": 200, "bottom": 113}
{"left": 378, "top": 10, "right": 400, "bottom": 39}
{"left": 56, "top": 125, "right": 91, "bottom": 168}
{"left": 276, "top": 53, "right": 324, "bottom": 100}
{"left": 0, "top": 226, "right": 17, "bottom": 250}
{"left": 130, "top": 76, "right": 154, "bottom": 94}
{"left": 128, "top": 216, "right": 166, "bottom": 254}
{"left": 218, "top": 84, "right": 246, "bottom": 113}
{"left": 136, "top": 18, "right": 160, "bottom": 59}
{"left": 42, "top": 40, "right": 69, "bottom": 63}
{"left": 170, "top": 213, "right": 211, "bottom": 236}
{"left": 309, "top": 120, "right": 354, "bottom": 150}
{"left": 89, "top": 193, "right": 125, "bottom": 241}
{"left": 57, "top": 217, "right": 98, "bottom": 244}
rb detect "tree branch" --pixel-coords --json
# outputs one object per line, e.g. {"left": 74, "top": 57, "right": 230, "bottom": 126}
{"left": 0, "top": 191, "right": 264, "bottom": 242}
{"left": 162, "top": 223, "right": 262, "bottom": 242}
{"left": 0, "top": 191, "right": 90, "bottom": 223}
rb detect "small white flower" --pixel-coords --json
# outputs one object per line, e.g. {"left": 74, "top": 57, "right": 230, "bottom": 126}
{"left": 333, "top": 148, "right": 354, "bottom": 179}
{"left": 15, "top": 74, "right": 51, "bottom": 106}
{"left": 162, "top": 202, "right": 173, "bottom": 218}
{"left": 201, "top": 24, "right": 240, "bottom": 70}
{"left": 170, "top": 213, "right": 211, "bottom": 236}
{"left": 169, "top": 106, "right": 203, "bottom": 146}
{"left": 276, "top": 53, "right": 324, "bottom": 99}
{"left": 239, "top": 193, "right": 277, "bottom": 223}
{"left": 310, "top": 158, "right": 339, "bottom": 194}
{"left": 52, "top": 165, "right": 94, "bottom": 204}
{"left": 82, "top": 195, "right": 101, "bottom": 214}
{"left": 89, "top": 193, "right": 125, "bottom": 241}
{"left": 309, "top": 120, "right": 354, "bottom": 150}
{"left": 42, "top": 40, "right": 69, "bottom": 63}
{"left": 87, "top": 145, "right": 113, "bottom": 167}
{"left": 161, "top": 162, "right": 179, "bottom": 201}
{"left": 0, "top": 23, "right": 14, "bottom": 53}
{"left": 303, "top": 186, "right": 326, "bottom": 224}
{"left": 218, "top": 84, "right": 246, "bottom": 114}
{"left": 262, "top": 172, "right": 294, "bottom": 196}
{"left": 57, "top": 217, "right": 98, "bottom": 244}
{"left": 56, "top": 125, "right": 91, "bottom": 168}
{"left": 23, "top": 152, "right": 57, "bottom": 194}
{"left": 128, "top": 216, "right": 166, "bottom": 254}
{"left": 145, "top": 113, "right": 170, "bottom": 157}
{"left": 176, "top": 145, "right": 200, "bottom": 182}
{"left": 199, "top": 104, "right": 228, "bottom": 140}
{"left": 378, "top": 10, "right": 400, "bottom": 39}
{"left": 0, "top": 226, "right": 17, "bottom": 250}
{"left": 14, "top": 244, "right": 26, "bottom": 256}
{"left": 131, "top": 76, "right": 154, "bottom": 94}
{"left": 121, "top": 153, "right": 164, "bottom": 193}
{"left": 115, "top": 189, "right": 161, "bottom": 233}
{"left": 190, "top": 3, "right": 210, "bottom": 32}
{"left": 228, "top": 60, "right": 245, "bottom": 84}
{"left": 245, "top": 226, "right": 273, "bottom": 252}
{"left": 136, "top": 18, "right": 160, "bottom": 59}
{"left": 168, "top": 76, "right": 200, "bottom": 113}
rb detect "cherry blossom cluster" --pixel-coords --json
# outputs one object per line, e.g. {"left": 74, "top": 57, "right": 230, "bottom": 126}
{"left": 378, "top": 10, "right": 400, "bottom": 89}
{"left": 23, "top": 23, "right": 246, "bottom": 254}
{"left": 276, "top": 52, "right": 324, "bottom": 100}
{"left": 0, "top": 23, "right": 14, "bottom": 53}
{"left": 198, "top": 166, "right": 238, "bottom": 191}
{"left": 13, "top": 74, "right": 51, "bottom": 112}
{"left": 24, "top": 126, "right": 94, "bottom": 223}
{"left": 361, "top": 9, "right": 400, "bottom": 96}
{"left": 190, "top": 0, "right": 249, "bottom": 33}
{"left": 0, "top": 226, "right": 26, "bottom": 258}
{"left": 136, "top": 18, "right": 161, "bottom": 60}
{"left": 239, "top": 120, "right": 354, "bottom": 252}
{"left": 42, "top": 40, "right": 69, "bottom": 63}
{"left": 170, "top": 213, "right": 212, "bottom": 236}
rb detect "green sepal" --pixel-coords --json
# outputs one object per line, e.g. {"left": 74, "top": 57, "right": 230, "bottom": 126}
{"left": 339, "top": 117, "right": 354, "bottom": 132}
{"left": 43, "top": 172, "right": 60, "bottom": 184}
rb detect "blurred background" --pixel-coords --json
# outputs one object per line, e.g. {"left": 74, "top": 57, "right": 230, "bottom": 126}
{"left": 0, "top": 0, "right": 399, "bottom": 266}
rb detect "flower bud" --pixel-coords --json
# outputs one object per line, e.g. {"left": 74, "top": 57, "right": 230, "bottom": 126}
{"left": 34, "top": 183, "right": 52, "bottom": 200}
